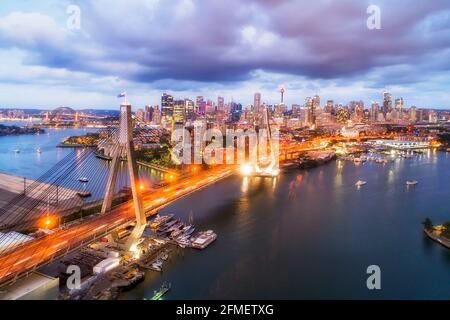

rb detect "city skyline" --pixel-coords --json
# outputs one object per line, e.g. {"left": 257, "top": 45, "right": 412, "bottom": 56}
{"left": 1, "top": 0, "right": 450, "bottom": 109}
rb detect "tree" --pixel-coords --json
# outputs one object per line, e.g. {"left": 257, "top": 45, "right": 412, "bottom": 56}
{"left": 422, "top": 218, "right": 433, "bottom": 231}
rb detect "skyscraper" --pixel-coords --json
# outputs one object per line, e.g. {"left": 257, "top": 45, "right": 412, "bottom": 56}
{"left": 135, "top": 108, "right": 145, "bottom": 122}
{"left": 382, "top": 91, "right": 392, "bottom": 115}
{"left": 254, "top": 93, "right": 261, "bottom": 113}
{"left": 152, "top": 105, "right": 161, "bottom": 125}
{"left": 304, "top": 97, "right": 313, "bottom": 125}
{"left": 325, "top": 100, "right": 334, "bottom": 114}
{"left": 173, "top": 99, "right": 185, "bottom": 123}
{"left": 217, "top": 96, "right": 224, "bottom": 112}
{"left": 196, "top": 96, "right": 206, "bottom": 115}
{"left": 308, "top": 95, "right": 320, "bottom": 126}
{"left": 185, "top": 99, "right": 195, "bottom": 121}
{"left": 395, "top": 97, "right": 404, "bottom": 119}
{"left": 161, "top": 93, "right": 174, "bottom": 117}
{"left": 409, "top": 106, "right": 417, "bottom": 123}
{"left": 144, "top": 105, "right": 153, "bottom": 123}
{"left": 370, "top": 102, "right": 379, "bottom": 122}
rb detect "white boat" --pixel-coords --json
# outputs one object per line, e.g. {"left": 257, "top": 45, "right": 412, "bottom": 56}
{"left": 36, "top": 148, "right": 42, "bottom": 153}
{"left": 355, "top": 180, "right": 367, "bottom": 187}
{"left": 406, "top": 180, "right": 418, "bottom": 186}
{"left": 150, "top": 259, "right": 163, "bottom": 272}
{"left": 191, "top": 230, "right": 217, "bottom": 249}
{"left": 13, "top": 149, "right": 20, "bottom": 153}
{"left": 176, "top": 236, "right": 191, "bottom": 248}
{"left": 78, "top": 177, "right": 89, "bottom": 183}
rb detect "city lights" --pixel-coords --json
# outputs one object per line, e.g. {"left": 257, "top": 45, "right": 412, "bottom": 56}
{"left": 240, "top": 163, "right": 253, "bottom": 176}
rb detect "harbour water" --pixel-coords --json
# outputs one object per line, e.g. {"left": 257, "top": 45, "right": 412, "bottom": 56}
{"left": 123, "top": 150, "right": 450, "bottom": 300}
{"left": 1, "top": 124, "right": 450, "bottom": 299}
{"left": 0, "top": 122, "right": 164, "bottom": 200}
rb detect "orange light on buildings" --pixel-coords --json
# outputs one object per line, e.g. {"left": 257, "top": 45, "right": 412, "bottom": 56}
{"left": 40, "top": 215, "right": 57, "bottom": 229}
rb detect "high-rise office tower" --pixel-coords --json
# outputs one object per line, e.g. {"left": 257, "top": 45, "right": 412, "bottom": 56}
{"left": 135, "top": 108, "right": 145, "bottom": 122}
{"left": 254, "top": 92, "right": 261, "bottom": 113}
{"left": 152, "top": 105, "right": 162, "bottom": 125}
{"left": 173, "top": 99, "right": 185, "bottom": 123}
{"left": 144, "top": 105, "right": 153, "bottom": 123}
{"left": 304, "top": 97, "right": 313, "bottom": 125}
{"left": 409, "top": 106, "right": 417, "bottom": 123}
{"left": 185, "top": 99, "right": 195, "bottom": 121}
{"left": 395, "top": 97, "right": 404, "bottom": 119}
{"left": 217, "top": 96, "right": 224, "bottom": 112}
{"left": 196, "top": 96, "right": 206, "bottom": 115}
{"left": 382, "top": 91, "right": 393, "bottom": 115}
{"left": 311, "top": 95, "right": 320, "bottom": 125}
{"left": 161, "top": 93, "right": 174, "bottom": 117}
{"left": 325, "top": 100, "right": 334, "bottom": 114}
{"left": 370, "top": 102, "right": 379, "bottom": 122}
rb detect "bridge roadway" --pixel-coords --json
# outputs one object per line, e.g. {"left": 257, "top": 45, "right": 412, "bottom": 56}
{"left": 0, "top": 165, "right": 234, "bottom": 286}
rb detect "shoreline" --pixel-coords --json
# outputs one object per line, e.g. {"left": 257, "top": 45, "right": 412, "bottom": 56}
{"left": 424, "top": 229, "right": 450, "bottom": 249}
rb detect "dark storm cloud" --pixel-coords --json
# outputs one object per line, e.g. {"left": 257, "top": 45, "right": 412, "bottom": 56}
{"left": 2, "top": 0, "right": 450, "bottom": 87}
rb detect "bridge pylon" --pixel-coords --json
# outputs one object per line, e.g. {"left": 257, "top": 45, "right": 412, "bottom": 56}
{"left": 101, "top": 103, "right": 146, "bottom": 251}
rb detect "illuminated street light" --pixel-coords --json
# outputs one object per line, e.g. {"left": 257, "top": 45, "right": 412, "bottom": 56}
{"left": 41, "top": 214, "right": 57, "bottom": 229}
{"left": 240, "top": 163, "right": 253, "bottom": 176}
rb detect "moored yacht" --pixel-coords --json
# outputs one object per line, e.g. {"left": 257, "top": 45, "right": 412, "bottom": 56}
{"left": 355, "top": 180, "right": 367, "bottom": 187}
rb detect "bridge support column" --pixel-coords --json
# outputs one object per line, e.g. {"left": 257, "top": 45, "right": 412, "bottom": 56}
{"left": 101, "top": 103, "right": 146, "bottom": 251}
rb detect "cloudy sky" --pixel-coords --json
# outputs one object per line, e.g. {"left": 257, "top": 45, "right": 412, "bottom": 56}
{"left": 1, "top": 0, "right": 450, "bottom": 110}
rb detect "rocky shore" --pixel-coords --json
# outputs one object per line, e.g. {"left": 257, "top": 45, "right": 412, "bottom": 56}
{"left": 0, "top": 124, "right": 44, "bottom": 136}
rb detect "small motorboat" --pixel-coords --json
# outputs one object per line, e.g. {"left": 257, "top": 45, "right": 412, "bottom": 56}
{"left": 406, "top": 180, "right": 418, "bottom": 186}
{"left": 13, "top": 149, "right": 20, "bottom": 153}
{"left": 355, "top": 180, "right": 367, "bottom": 187}
{"left": 77, "top": 191, "right": 91, "bottom": 197}
{"left": 36, "top": 148, "right": 42, "bottom": 153}
{"left": 78, "top": 177, "right": 89, "bottom": 183}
